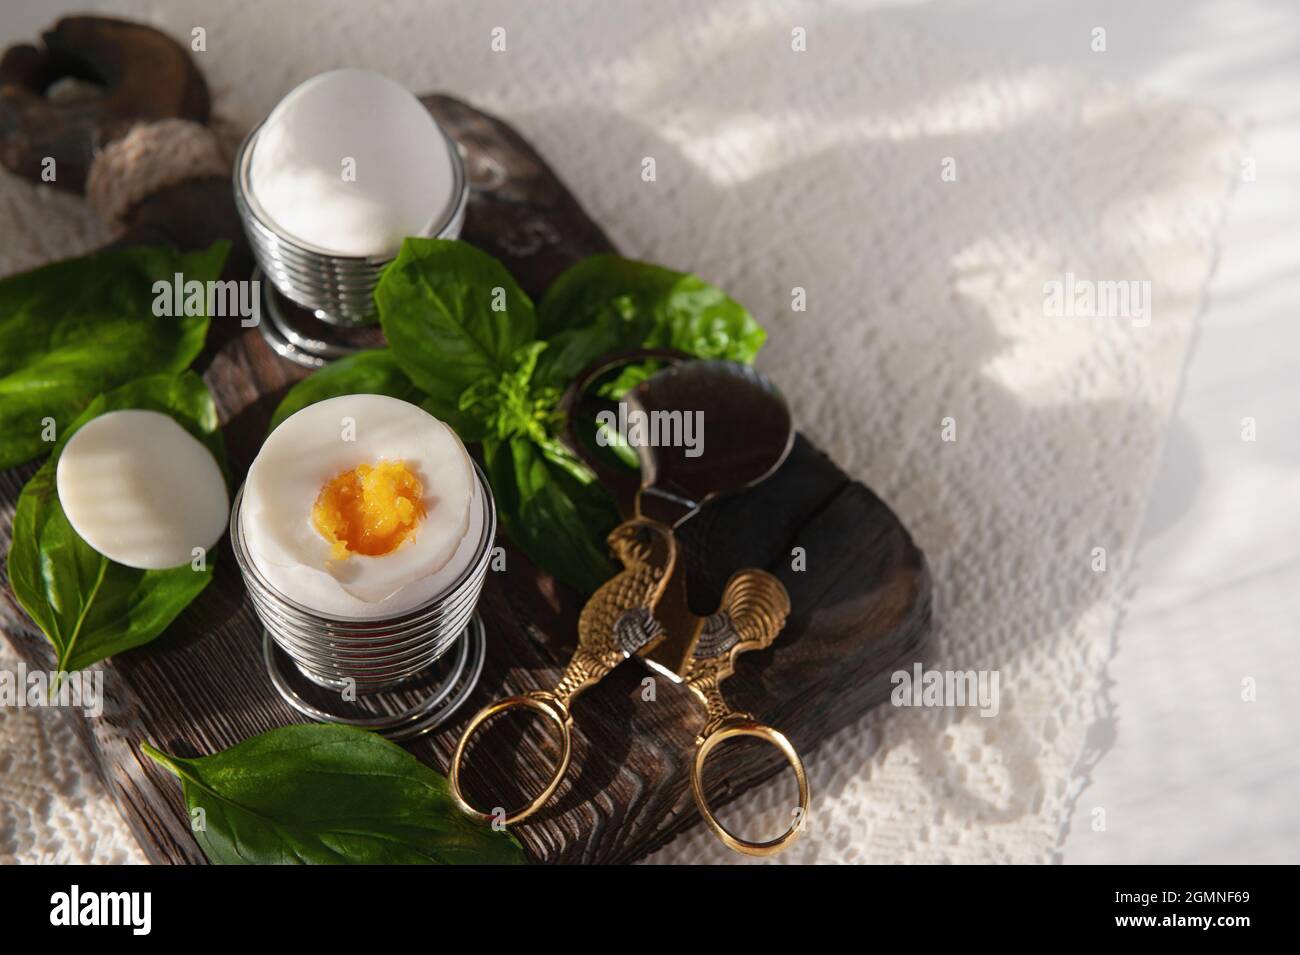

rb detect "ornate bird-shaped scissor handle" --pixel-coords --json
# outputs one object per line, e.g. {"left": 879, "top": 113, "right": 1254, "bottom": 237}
{"left": 449, "top": 517, "right": 676, "bottom": 825}
{"left": 677, "top": 569, "right": 808, "bottom": 856}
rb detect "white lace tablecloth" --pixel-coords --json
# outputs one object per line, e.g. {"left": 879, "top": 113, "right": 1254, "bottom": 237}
{"left": 0, "top": 0, "right": 1239, "bottom": 864}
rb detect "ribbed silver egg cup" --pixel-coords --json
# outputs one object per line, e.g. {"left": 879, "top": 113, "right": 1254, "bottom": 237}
{"left": 230, "top": 464, "right": 495, "bottom": 741}
{"left": 232, "top": 118, "right": 469, "bottom": 368}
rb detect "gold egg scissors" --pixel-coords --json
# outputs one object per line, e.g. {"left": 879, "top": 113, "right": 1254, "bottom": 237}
{"left": 449, "top": 358, "right": 809, "bottom": 855}
{"left": 449, "top": 514, "right": 678, "bottom": 829}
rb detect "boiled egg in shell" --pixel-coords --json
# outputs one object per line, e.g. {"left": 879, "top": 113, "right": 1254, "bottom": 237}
{"left": 56, "top": 410, "right": 229, "bottom": 570}
{"left": 248, "top": 69, "right": 455, "bottom": 258}
{"left": 239, "top": 394, "right": 481, "bottom": 619}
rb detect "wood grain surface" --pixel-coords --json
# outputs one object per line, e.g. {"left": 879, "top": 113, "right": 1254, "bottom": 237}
{"left": 0, "top": 92, "right": 932, "bottom": 864}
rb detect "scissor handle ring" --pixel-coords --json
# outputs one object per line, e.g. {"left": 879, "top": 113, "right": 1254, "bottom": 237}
{"left": 449, "top": 691, "right": 572, "bottom": 827}
{"left": 691, "top": 718, "right": 809, "bottom": 857}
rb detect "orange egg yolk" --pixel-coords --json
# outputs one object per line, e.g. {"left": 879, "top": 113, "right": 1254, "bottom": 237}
{"left": 311, "top": 460, "right": 424, "bottom": 560}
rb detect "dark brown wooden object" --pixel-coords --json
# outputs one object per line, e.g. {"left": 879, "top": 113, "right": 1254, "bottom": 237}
{"left": 0, "top": 16, "right": 208, "bottom": 192}
{"left": 0, "top": 19, "right": 931, "bottom": 864}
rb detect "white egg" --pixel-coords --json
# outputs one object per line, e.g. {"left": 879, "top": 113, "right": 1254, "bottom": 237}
{"left": 240, "top": 394, "right": 479, "bottom": 618}
{"left": 249, "top": 68, "right": 454, "bottom": 257}
{"left": 56, "top": 410, "right": 229, "bottom": 571}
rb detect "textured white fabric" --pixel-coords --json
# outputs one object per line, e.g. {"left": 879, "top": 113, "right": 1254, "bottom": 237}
{"left": 0, "top": 688, "right": 143, "bottom": 864}
{"left": 0, "top": 0, "right": 1239, "bottom": 864}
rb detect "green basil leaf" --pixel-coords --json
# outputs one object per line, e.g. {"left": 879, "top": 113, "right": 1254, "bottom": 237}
{"left": 536, "top": 254, "right": 765, "bottom": 365}
{"left": 533, "top": 308, "right": 657, "bottom": 388}
{"left": 7, "top": 372, "right": 227, "bottom": 673}
{"left": 268, "top": 349, "right": 425, "bottom": 432}
{"left": 0, "top": 242, "right": 229, "bottom": 469}
{"left": 376, "top": 239, "right": 536, "bottom": 435}
{"left": 142, "top": 724, "right": 525, "bottom": 865}
{"left": 483, "top": 435, "right": 619, "bottom": 594}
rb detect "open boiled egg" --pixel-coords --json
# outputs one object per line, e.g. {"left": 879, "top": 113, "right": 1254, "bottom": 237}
{"left": 56, "top": 410, "right": 229, "bottom": 570}
{"left": 239, "top": 394, "right": 481, "bottom": 618}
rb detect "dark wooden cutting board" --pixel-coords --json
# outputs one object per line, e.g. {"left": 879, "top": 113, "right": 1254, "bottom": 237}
{"left": 0, "top": 91, "right": 932, "bottom": 864}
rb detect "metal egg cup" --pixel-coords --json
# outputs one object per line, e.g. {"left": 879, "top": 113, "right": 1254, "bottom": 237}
{"left": 231, "top": 463, "right": 496, "bottom": 741}
{"left": 232, "top": 118, "right": 469, "bottom": 366}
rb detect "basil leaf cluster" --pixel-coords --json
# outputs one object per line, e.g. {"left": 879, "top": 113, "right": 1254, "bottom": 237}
{"left": 270, "top": 239, "right": 765, "bottom": 594}
{"left": 143, "top": 724, "right": 524, "bottom": 864}
{"left": 7, "top": 372, "right": 228, "bottom": 673}
{"left": 0, "top": 242, "right": 229, "bottom": 469}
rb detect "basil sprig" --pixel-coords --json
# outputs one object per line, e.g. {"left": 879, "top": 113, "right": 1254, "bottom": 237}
{"left": 7, "top": 372, "right": 227, "bottom": 673}
{"left": 269, "top": 239, "right": 765, "bottom": 593}
{"left": 375, "top": 238, "right": 537, "bottom": 441}
{"left": 143, "top": 724, "right": 524, "bottom": 865}
{"left": 0, "top": 242, "right": 229, "bottom": 469}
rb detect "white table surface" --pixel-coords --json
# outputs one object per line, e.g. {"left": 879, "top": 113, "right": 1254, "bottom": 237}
{"left": 2, "top": 0, "right": 1296, "bottom": 864}
{"left": 865, "top": 0, "right": 1300, "bottom": 864}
